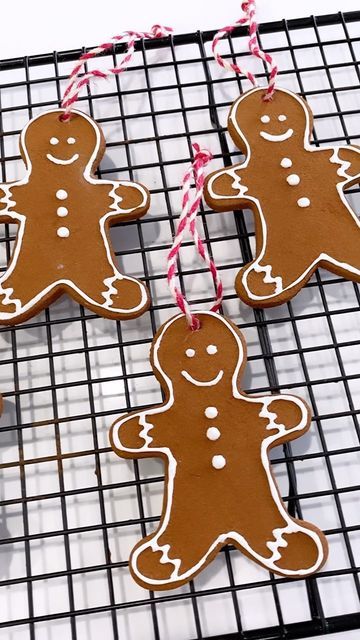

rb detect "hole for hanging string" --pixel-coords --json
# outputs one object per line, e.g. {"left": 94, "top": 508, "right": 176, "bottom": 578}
{"left": 59, "top": 112, "right": 72, "bottom": 122}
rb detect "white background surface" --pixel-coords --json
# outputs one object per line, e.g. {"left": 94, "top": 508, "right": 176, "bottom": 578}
{"left": 0, "top": 1, "right": 359, "bottom": 639}
{"left": 0, "top": 0, "right": 358, "bottom": 58}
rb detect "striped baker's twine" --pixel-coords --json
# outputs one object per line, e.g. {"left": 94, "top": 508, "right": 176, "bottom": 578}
{"left": 61, "top": 25, "right": 173, "bottom": 121}
{"left": 212, "top": 0, "right": 278, "bottom": 100}
{"left": 167, "top": 144, "right": 223, "bottom": 331}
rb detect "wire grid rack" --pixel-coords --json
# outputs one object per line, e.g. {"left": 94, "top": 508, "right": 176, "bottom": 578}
{"left": 0, "top": 10, "right": 359, "bottom": 640}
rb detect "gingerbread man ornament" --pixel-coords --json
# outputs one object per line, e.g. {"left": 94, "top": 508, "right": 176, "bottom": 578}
{"left": 110, "top": 311, "right": 327, "bottom": 590}
{"left": 0, "top": 109, "right": 150, "bottom": 324}
{"left": 204, "top": 87, "right": 360, "bottom": 307}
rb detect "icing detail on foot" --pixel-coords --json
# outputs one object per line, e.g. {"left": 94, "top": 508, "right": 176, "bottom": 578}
{"left": 252, "top": 263, "right": 283, "bottom": 294}
{"left": 266, "top": 525, "right": 293, "bottom": 562}
{"left": 0, "top": 284, "right": 22, "bottom": 312}
{"left": 102, "top": 274, "right": 126, "bottom": 307}
{"left": 153, "top": 542, "right": 182, "bottom": 577}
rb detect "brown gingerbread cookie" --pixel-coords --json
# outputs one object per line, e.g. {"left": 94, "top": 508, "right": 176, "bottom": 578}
{"left": 0, "top": 109, "right": 150, "bottom": 324}
{"left": 110, "top": 311, "right": 328, "bottom": 590}
{"left": 204, "top": 87, "right": 360, "bottom": 307}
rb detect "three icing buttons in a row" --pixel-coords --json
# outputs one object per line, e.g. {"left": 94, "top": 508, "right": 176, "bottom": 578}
{"left": 204, "top": 406, "right": 226, "bottom": 470}
{"left": 280, "top": 157, "right": 310, "bottom": 208}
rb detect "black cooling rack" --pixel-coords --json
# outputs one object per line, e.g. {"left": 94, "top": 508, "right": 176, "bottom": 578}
{"left": 0, "top": 10, "right": 360, "bottom": 640}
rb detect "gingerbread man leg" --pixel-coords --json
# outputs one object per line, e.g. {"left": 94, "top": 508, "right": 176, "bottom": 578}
{"left": 130, "top": 483, "right": 220, "bottom": 589}
{"left": 67, "top": 240, "right": 149, "bottom": 319}
{"left": 0, "top": 259, "right": 62, "bottom": 322}
{"left": 232, "top": 498, "right": 324, "bottom": 577}
{"left": 232, "top": 395, "right": 325, "bottom": 576}
{"left": 236, "top": 231, "right": 321, "bottom": 307}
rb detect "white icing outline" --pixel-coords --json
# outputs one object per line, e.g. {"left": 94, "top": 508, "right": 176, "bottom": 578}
{"left": 206, "top": 87, "right": 360, "bottom": 302}
{"left": 0, "top": 108, "right": 149, "bottom": 319}
{"left": 46, "top": 153, "right": 80, "bottom": 165}
{"left": 111, "top": 311, "right": 325, "bottom": 586}
{"left": 260, "top": 128, "right": 294, "bottom": 142}
{"left": 181, "top": 369, "right": 224, "bottom": 386}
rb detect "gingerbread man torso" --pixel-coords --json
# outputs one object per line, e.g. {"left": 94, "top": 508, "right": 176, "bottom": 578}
{"left": 9, "top": 167, "right": 115, "bottom": 281}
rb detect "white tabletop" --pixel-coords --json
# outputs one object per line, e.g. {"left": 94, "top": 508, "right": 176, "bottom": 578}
{"left": 0, "top": 0, "right": 358, "bottom": 58}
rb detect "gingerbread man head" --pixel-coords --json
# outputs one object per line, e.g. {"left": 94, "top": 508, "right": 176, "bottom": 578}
{"left": 20, "top": 109, "right": 104, "bottom": 174}
{"left": 228, "top": 86, "right": 313, "bottom": 151}
{"left": 152, "top": 312, "right": 245, "bottom": 392}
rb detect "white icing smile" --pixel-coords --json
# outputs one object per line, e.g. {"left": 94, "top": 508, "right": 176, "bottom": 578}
{"left": 260, "top": 128, "right": 294, "bottom": 142}
{"left": 181, "top": 369, "right": 224, "bottom": 387}
{"left": 46, "top": 153, "right": 80, "bottom": 165}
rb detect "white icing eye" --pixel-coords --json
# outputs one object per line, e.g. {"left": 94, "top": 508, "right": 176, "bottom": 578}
{"left": 260, "top": 115, "right": 270, "bottom": 124}
{"left": 50, "top": 137, "right": 59, "bottom": 145}
{"left": 278, "top": 115, "right": 287, "bottom": 122}
{"left": 206, "top": 344, "right": 217, "bottom": 355}
{"left": 67, "top": 137, "right": 76, "bottom": 144}
{"left": 185, "top": 348, "right": 195, "bottom": 358}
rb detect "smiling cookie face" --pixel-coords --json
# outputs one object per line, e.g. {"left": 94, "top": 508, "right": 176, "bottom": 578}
{"left": 153, "top": 312, "right": 244, "bottom": 389}
{"left": 20, "top": 110, "right": 103, "bottom": 173}
{"left": 229, "top": 87, "right": 312, "bottom": 150}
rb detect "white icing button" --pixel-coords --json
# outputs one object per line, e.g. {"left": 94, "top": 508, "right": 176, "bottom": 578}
{"left": 278, "top": 114, "right": 287, "bottom": 122}
{"left": 212, "top": 455, "right": 226, "bottom": 469}
{"left": 56, "top": 189, "right": 68, "bottom": 200}
{"left": 260, "top": 115, "right": 270, "bottom": 123}
{"left": 50, "top": 137, "right": 59, "bottom": 145}
{"left": 297, "top": 197, "right": 311, "bottom": 208}
{"left": 67, "top": 137, "right": 76, "bottom": 144}
{"left": 206, "top": 344, "right": 217, "bottom": 355}
{"left": 280, "top": 157, "right": 292, "bottom": 168}
{"left": 57, "top": 206, "right": 68, "bottom": 217}
{"left": 57, "top": 226, "right": 70, "bottom": 238}
{"left": 205, "top": 406, "right": 218, "bottom": 419}
{"left": 207, "top": 427, "right": 221, "bottom": 441}
{"left": 286, "top": 174, "right": 300, "bottom": 186}
{"left": 185, "top": 348, "right": 195, "bottom": 358}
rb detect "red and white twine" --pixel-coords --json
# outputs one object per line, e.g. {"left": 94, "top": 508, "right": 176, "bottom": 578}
{"left": 61, "top": 24, "right": 173, "bottom": 121}
{"left": 212, "top": 0, "right": 278, "bottom": 100}
{"left": 167, "top": 144, "right": 223, "bottom": 331}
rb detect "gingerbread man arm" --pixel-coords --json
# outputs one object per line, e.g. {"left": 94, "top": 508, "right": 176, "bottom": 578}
{"left": 336, "top": 145, "right": 360, "bottom": 182}
{"left": 108, "top": 181, "right": 150, "bottom": 222}
{"left": 110, "top": 408, "right": 167, "bottom": 456}
{"left": 204, "top": 163, "right": 254, "bottom": 211}
{"left": 259, "top": 395, "right": 311, "bottom": 445}
{"left": 0, "top": 186, "right": 16, "bottom": 223}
